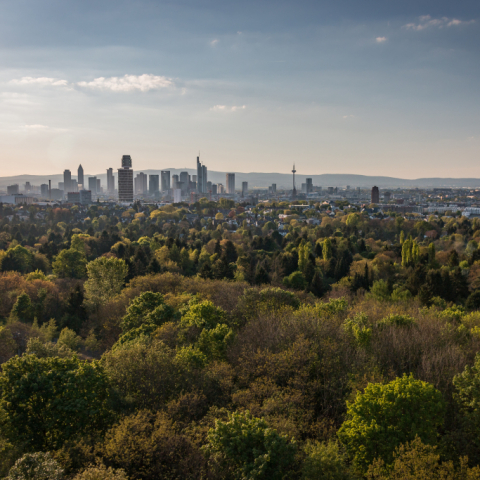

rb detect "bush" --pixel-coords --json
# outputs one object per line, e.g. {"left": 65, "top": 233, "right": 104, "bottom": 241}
{"left": 302, "top": 441, "right": 352, "bottom": 480}
{"left": 72, "top": 464, "right": 128, "bottom": 480}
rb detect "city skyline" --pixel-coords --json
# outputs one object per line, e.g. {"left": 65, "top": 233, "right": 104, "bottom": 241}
{"left": 0, "top": 0, "right": 479, "bottom": 178}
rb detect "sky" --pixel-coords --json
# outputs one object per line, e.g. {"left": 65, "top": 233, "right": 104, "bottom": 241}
{"left": 0, "top": 0, "right": 479, "bottom": 178}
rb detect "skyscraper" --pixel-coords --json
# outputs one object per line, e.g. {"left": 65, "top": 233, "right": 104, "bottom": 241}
{"left": 149, "top": 175, "right": 159, "bottom": 196}
{"left": 306, "top": 178, "right": 313, "bottom": 193}
{"left": 134, "top": 172, "right": 147, "bottom": 194}
{"left": 172, "top": 174, "right": 179, "bottom": 189}
{"left": 180, "top": 171, "right": 189, "bottom": 194}
{"left": 226, "top": 173, "right": 235, "bottom": 194}
{"left": 242, "top": 181, "right": 248, "bottom": 196}
{"left": 88, "top": 177, "right": 97, "bottom": 195}
{"left": 107, "top": 168, "right": 115, "bottom": 194}
{"left": 196, "top": 156, "right": 208, "bottom": 194}
{"left": 78, "top": 165, "right": 84, "bottom": 187}
{"left": 118, "top": 155, "right": 134, "bottom": 203}
{"left": 161, "top": 171, "right": 170, "bottom": 192}
{"left": 63, "top": 170, "right": 72, "bottom": 193}
{"left": 371, "top": 186, "right": 380, "bottom": 204}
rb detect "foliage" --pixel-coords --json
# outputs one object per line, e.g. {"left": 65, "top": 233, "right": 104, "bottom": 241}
{"left": 338, "top": 374, "right": 445, "bottom": 472}
{"left": 6, "top": 452, "right": 63, "bottom": 480}
{"left": 84, "top": 257, "right": 128, "bottom": 309}
{"left": 72, "top": 464, "right": 128, "bottom": 480}
{"left": 0, "top": 355, "right": 114, "bottom": 451}
{"left": 205, "top": 411, "right": 297, "bottom": 480}
{"left": 302, "top": 441, "right": 352, "bottom": 480}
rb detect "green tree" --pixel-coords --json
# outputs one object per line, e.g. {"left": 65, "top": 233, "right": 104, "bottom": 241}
{"left": 72, "top": 464, "right": 128, "bottom": 480}
{"left": 197, "top": 323, "right": 234, "bottom": 361}
{"left": 6, "top": 452, "right": 63, "bottom": 480}
{"left": 84, "top": 257, "right": 128, "bottom": 309}
{"left": 205, "top": 411, "right": 297, "bottom": 480}
{"left": 181, "top": 300, "right": 227, "bottom": 330}
{"left": 9, "top": 292, "right": 33, "bottom": 323}
{"left": 52, "top": 248, "right": 87, "bottom": 279}
{"left": 323, "top": 238, "right": 333, "bottom": 261}
{"left": 1, "top": 245, "right": 34, "bottom": 274}
{"left": 121, "top": 292, "right": 175, "bottom": 333}
{"left": 338, "top": 374, "right": 445, "bottom": 473}
{"left": 0, "top": 355, "right": 114, "bottom": 451}
{"left": 302, "top": 441, "right": 352, "bottom": 480}
{"left": 57, "top": 327, "right": 82, "bottom": 351}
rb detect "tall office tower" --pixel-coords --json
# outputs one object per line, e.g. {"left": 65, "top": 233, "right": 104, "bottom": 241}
{"left": 88, "top": 177, "right": 97, "bottom": 195}
{"left": 118, "top": 155, "right": 134, "bottom": 203}
{"left": 78, "top": 165, "right": 84, "bottom": 188}
{"left": 63, "top": 170, "right": 72, "bottom": 193}
{"left": 306, "top": 178, "right": 313, "bottom": 193}
{"left": 371, "top": 186, "right": 380, "bottom": 204}
{"left": 242, "top": 181, "right": 248, "bottom": 196}
{"left": 71, "top": 180, "right": 78, "bottom": 192}
{"left": 217, "top": 183, "right": 224, "bottom": 194}
{"left": 212, "top": 184, "right": 218, "bottom": 195}
{"left": 196, "top": 156, "right": 202, "bottom": 193}
{"left": 202, "top": 165, "right": 207, "bottom": 193}
{"left": 172, "top": 174, "right": 179, "bottom": 189}
{"left": 96, "top": 178, "right": 101, "bottom": 193}
{"left": 206, "top": 181, "right": 212, "bottom": 193}
{"left": 196, "top": 156, "right": 208, "bottom": 194}
{"left": 226, "top": 173, "right": 235, "bottom": 194}
{"left": 107, "top": 168, "right": 115, "bottom": 193}
{"left": 383, "top": 191, "right": 391, "bottom": 203}
{"left": 180, "top": 171, "right": 189, "bottom": 194}
{"left": 149, "top": 175, "right": 159, "bottom": 196}
{"left": 301, "top": 183, "right": 306, "bottom": 194}
{"left": 271, "top": 184, "right": 277, "bottom": 194}
{"left": 161, "top": 171, "right": 170, "bottom": 191}
{"left": 134, "top": 172, "right": 147, "bottom": 194}
{"left": 25, "top": 182, "right": 31, "bottom": 192}
{"left": 40, "top": 184, "right": 49, "bottom": 197}
{"left": 7, "top": 185, "right": 19, "bottom": 195}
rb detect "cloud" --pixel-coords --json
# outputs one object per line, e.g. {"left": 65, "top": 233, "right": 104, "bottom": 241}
{"left": 375, "top": 37, "right": 387, "bottom": 43}
{"left": 403, "top": 15, "right": 475, "bottom": 31}
{"left": 77, "top": 74, "right": 173, "bottom": 92}
{"left": 210, "top": 105, "right": 246, "bottom": 112}
{"left": 210, "top": 39, "right": 219, "bottom": 46}
{"left": 10, "top": 77, "right": 68, "bottom": 87}
{"left": 343, "top": 115, "right": 355, "bottom": 119}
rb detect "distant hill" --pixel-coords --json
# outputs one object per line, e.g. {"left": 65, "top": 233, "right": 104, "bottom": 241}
{"left": 2, "top": 171, "right": 480, "bottom": 190}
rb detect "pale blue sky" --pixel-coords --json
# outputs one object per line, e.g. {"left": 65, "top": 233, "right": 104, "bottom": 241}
{"left": 0, "top": 0, "right": 479, "bottom": 177}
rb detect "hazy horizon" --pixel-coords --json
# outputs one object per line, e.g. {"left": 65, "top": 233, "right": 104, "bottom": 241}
{"left": 1, "top": 0, "right": 479, "bottom": 177}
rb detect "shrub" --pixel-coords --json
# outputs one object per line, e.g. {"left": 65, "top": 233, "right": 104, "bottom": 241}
{"left": 6, "top": 452, "right": 63, "bottom": 480}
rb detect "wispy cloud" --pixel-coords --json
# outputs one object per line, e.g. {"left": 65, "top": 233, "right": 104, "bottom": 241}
{"left": 77, "top": 74, "right": 173, "bottom": 92}
{"left": 210, "top": 39, "right": 219, "bottom": 46}
{"left": 210, "top": 105, "right": 246, "bottom": 112}
{"left": 343, "top": 115, "right": 355, "bottom": 119}
{"left": 375, "top": 37, "right": 387, "bottom": 43}
{"left": 10, "top": 77, "right": 68, "bottom": 87}
{"left": 403, "top": 15, "right": 475, "bottom": 31}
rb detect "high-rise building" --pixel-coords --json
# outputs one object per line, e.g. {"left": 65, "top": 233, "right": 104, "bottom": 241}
{"left": 161, "top": 171, "right": 170, "bottom": 192}
{"left": 371, "top": 186, "right": 380, "bottom": 204}
{"left": 383, "top": 191, "right": 391, "bottom": 203}
{"left": 172, "top": 174, "right": 179, "bottom": 189}
{"left": 78, "top": 165, "right": 84, "bottom": 188}
{"left": 149, "top": 175, "right": 159, "bottom": 196}
{"left": 196, "top": 156, "right": 208, "bottom": 194}
{"left": 7, "top": 185, "right": 19, "bottom": 195}
{"left": 271, "top": 184, "right": 277, "bottom": 194}
{"left": 88, "top": 177, "right": 97, "bottom": 195}
{"left": 58, "top": 182, "right": 64, "bottom": 190}
{"left": 226, "top": 173, "right": 235, "bottom": 194}
{"left": 63, "top": 170, "right": 72, "bottom": 193}
{"left": 212, "top": 184, "right": 218, "bottom": 195}
{"left": 107, "top": 168, "right": 115, "bottom": 194}
{"left": 71, "top": 180, "right": 78, "bottom": 192}
{"left": 217, "top": 183, "right": 224, "bottom": 194}
{"left": 242, "top": 181, "right": 248, "bottom": 196}
{"left": 134, "top": 172, "right": 147, "bottom": 194}
{"left": 173, "top": 189, "right": 182, "bottom": 203}
{"left": 25, "top": 182, "right": 31, "bottom": 192}
{"left": 96, "top": 178, "right": 101, "bottom": 194}
{"left": 40, "top": 184, "right": 49, "bottom": 197}
{"left": 180, "top": 171, "right": 189, "bottom": 194}
{"left": 306, "top": 178, "right": 313, "bottom": 193}
{"left": 118, "top": 155, "right": 134, "bottom": 203}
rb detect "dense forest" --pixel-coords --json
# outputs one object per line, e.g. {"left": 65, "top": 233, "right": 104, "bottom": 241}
{"left": 2, "top": 199, "right": 480, "bottom": 479}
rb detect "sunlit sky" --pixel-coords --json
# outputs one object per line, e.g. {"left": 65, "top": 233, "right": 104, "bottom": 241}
{"left": 1, "top": 0, "right": 479, "bottom": 178}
